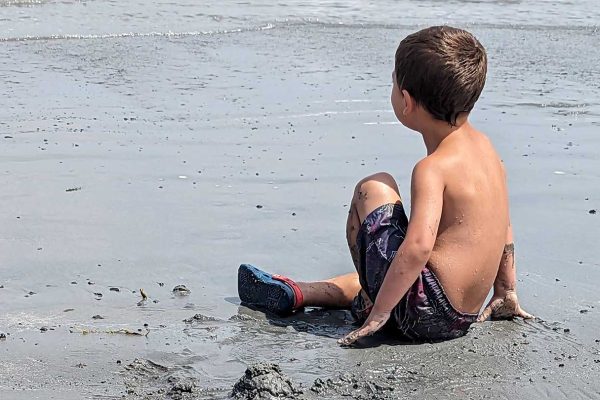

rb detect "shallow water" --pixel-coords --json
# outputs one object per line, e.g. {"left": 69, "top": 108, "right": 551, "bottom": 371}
{"left": 1, "top": 0, "right": 600, "bottom": 41}
{"left": 1, "top": 1, "right": 599, "bottom": 399}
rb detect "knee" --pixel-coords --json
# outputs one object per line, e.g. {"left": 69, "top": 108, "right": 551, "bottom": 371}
{"left": 354, "top": 172, "right": 400, "bottom": 199}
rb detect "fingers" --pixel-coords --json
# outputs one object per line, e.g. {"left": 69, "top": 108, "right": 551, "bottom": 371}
{"left": 477, "top": 298, "right": 503, "bottom": 322}
{"left": 339, "top": 311, "right": 391, "bottom": 346}
{"left": 338, "top": 320, "right": 383, "bottom": 346}
{"left": 338, "top": 327, "right": 368, "bottom": 346}
{"left": 477, "top": 306, "right": 492, "bottom": 322}
{"left": 517, "top": 307, "right": 535, "bottom": 320}
{"left": 478, "top": 298, "right": 535, "bottom": 322}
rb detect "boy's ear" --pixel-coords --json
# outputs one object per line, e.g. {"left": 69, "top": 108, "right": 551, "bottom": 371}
{"left": 401, "top": 89, "right": 414, "bottom": 115}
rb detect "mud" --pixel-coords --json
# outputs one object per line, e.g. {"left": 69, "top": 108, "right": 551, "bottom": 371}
{"left": 122, "top": 358, "right": 225, "bottom": 400}
{"left": 183, "top": 313, "right": 221, "bottom": 323}
{"left": 109, "top": 311, "right": 599, "bottom": 399}
{"left": 231, "top": 363, "right": 302, "bottom": 399}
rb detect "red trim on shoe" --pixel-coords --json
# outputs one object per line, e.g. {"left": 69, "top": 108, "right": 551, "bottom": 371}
{"left": 272, "top": 274, "right": 304, "bottom": 309}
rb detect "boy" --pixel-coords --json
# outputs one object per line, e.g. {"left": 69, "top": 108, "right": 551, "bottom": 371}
{"left": 238, "top": 26, "right": 532, "bottom": 345}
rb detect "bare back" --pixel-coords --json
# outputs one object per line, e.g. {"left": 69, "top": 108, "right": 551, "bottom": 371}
{"left": 426, "top": 128, "right": 508, "bottom": 314}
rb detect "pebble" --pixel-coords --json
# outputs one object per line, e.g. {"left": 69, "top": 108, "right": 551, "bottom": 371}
{"left": 172, "top": 285, "right": 191, "bottom": 295}
{"left": 92, "top": 315, "right": 104, "bottom": 320}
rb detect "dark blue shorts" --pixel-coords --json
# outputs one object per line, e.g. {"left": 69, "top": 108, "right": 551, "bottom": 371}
{"left": 350, "top": 203, "right": 478, "bottom": 341}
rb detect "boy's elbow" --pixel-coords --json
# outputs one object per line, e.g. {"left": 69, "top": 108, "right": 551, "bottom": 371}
{"left": 402, "top": 239, "right": 433, "bottom": 265}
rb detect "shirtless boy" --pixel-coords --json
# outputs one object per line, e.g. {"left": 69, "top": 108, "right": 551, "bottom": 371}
{"left": 238, "top": 26, "right": 532, "bottom": 345}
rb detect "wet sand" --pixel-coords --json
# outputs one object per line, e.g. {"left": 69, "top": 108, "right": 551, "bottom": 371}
{"left": 1, "top": 4, "right": 600, "bottom": 399}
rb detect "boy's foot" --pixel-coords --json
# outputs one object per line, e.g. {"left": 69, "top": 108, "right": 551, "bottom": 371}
{"left": 237, "top": 264, "right": 303, "bottom": 315}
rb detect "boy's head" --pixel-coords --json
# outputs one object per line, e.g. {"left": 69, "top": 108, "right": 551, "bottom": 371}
{"left": 392, "top": 26, "right": 487, "bottom": 127}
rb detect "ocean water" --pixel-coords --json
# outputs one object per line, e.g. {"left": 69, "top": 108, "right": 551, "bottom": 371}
{"left": 1, "top": 0, "right": 599, "bottom": 41}
{"left": 1, "top": 0, "right": 599, "bottom": 116}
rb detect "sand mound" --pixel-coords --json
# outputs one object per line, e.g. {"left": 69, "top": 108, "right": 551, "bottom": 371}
{"left": 231, "top": 363, "right": 302, "bottom": 399}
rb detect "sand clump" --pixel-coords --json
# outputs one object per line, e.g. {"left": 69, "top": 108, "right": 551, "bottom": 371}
{"left": 183, "top": 313, "right": 220, "bottom": 323}
{"left": 231, "top": 363, "right": 302, "bottom": 399}
{"left": 166, "top": 377, "right": 197, "bottom": 400}
{"left": 123, "top": 359, "right": 208, "bottom": 399}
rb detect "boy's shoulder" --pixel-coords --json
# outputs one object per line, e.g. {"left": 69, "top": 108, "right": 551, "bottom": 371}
{"left": 412, "top": 128, "right": 502, "bottom": 184}
{"left": 411, "top": 155, "right": 441, "bottom": 181}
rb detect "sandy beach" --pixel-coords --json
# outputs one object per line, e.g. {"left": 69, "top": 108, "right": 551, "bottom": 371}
{"left": 1, "top": 1, "right": 599, "bottom": 398}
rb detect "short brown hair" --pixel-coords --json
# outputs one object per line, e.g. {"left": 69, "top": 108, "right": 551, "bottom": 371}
{"left": 395, "top": 26, "right": 487, "bottom": 125}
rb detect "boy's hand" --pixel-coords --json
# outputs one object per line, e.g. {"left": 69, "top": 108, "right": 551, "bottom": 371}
{"left": 338, "top": 310, "right": 391, "bottom": 346}
{"left": 477, "top": 289, "right": 534, "bottom": 322}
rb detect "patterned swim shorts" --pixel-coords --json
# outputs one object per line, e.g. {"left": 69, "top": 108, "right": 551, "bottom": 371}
{"left": 350, "top": 203, "right": 478, "bottom": 341}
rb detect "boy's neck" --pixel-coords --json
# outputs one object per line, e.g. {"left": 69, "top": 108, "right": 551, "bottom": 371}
{"left": 418, "top": 115, "right": 471, "bottom": 155}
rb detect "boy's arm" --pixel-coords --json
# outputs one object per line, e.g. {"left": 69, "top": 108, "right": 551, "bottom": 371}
{"left": 494, "top": 223, "right": 517, "bottom": 294}
{"left": 477, "top": 212, "right": 533, "bottom": 321}
{"left": 339, "top": 160, "right": 443, "bottom": 345}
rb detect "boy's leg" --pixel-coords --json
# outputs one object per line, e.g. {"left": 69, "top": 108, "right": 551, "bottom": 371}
{"left": 296, "top": 273, "right": 360, "bottom": 308}
{"left": 346, "top": 172, "right": 402, "bottom": 268}
{"left": 296, "top": 172, "right": 402, "bottom": 308}
{"left": 238, "top": 173, "right": 402, "bottom": 314}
